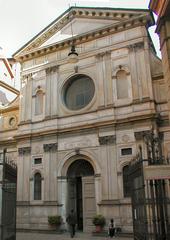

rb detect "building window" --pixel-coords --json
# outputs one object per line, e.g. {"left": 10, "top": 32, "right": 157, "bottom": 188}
{"left": 64, "top": 74, "right": 95, "bottom": 110}
{"left": 121, "top": 148, "right": 132, "bottom": 156}
{"left": 9, "top": 116, "right": 16, "bottom": 127}
{"left": 123, "top": 165, "right": 131, "bottom": 198}
{"left": 116, "top": 70, "right": 129, "bottom": 99}
{"left": 35, "top": 90, "right": 43, "bottom": 115}
{"left": 34, "top": 158, "right": 42, "bottom": 165}
{"left": 34, "top": 172, "right": 42, "bottom": 200}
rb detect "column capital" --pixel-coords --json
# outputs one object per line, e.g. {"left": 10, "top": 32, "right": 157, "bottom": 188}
{"left": 46, "top": 65, "right": 59, "bottom": 74}
{"left": 18, "top": 147, "right": 31, "bottom": 156}
{"left": 43, "top": 143, "right": 58, "bottom": 152}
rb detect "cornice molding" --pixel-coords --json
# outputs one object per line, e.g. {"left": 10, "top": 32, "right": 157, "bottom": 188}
{"left": 14, "top": 8, "right": 152, "bottom": 59}
{"left": 14, "top": 112, "right": 157, "bottom": 141}
{"left": 16, "top": 13, "right": 153, "bottom": 62}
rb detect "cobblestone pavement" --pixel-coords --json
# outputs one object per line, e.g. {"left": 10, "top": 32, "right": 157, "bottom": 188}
{"left": 17, "top": 232, "right": 133, "bottom": 240}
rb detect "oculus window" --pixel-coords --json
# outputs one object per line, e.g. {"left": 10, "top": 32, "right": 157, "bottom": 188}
{"left": 64, "top": 74, "right": 95, "bottom": 110}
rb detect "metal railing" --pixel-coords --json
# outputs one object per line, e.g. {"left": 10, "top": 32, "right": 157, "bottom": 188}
{"left": 0, "top": 149, "right": 17, "bottom": 240}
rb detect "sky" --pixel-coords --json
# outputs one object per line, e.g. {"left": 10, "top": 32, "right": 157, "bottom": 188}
{"left": 0, "top": 0, "right": 160, "bottom": 58}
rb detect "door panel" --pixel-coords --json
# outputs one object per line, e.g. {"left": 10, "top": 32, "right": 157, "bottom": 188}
{"left": 76, "top": 177, "right": 83, "bottom": 230}
{"left": 82, "top": 176, "right": 96, "bottom": 232}
{"left": 67, "top": 178, "right": 76, "bottom": 213}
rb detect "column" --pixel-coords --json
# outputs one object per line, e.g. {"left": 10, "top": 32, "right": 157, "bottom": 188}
{"left": 17, "top": 146, "right": 31, "bottom": 202}
{"left": 57, "top": 177, "right": 68, "bottom": 225}
{"left": 45, "top": 68, "right": 52, "bottom": 119}
{"left": 25, "top": 74, "right": 33, "bottom": 121}
{"left": 50, "top": 66, "right": 59, "bottom": 117}
{"left": 99, "top": 135, "right": 116, "bottom": 200}
{"left": 136, "top": 42, "right": 151, "bottom": 99}
{"left": 104, "top": 51, "right": 113, "bottom": 106}
{"left": 19, "top": 76, "right": 27, "bottom": 122}
{"left": 128, "top": 44, "right": 141, "bottom": 101}
{"left": 95, "top": 53, "right": 105, "bottom": 108}
{"left": 94, "top": 174, "right": 102, "bottom": 212}
{"left": 43, "top": 143, "right": 58, "bottom": 202}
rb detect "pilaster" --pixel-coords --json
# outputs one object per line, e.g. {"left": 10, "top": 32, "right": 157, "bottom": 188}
{"left": 17, "top": 147, "right": 31, "bottom": 202}
{"left": 43, "top": 142, "right": 58, "bottom": 201}
{"left": 45, "top": 66, "right": 58, "bottom": 119}
{"left": 25, "top": 74, "right": 33, "bottom": 121}
{"left": 96, "top": 53, "right": 105, "bottom": 108}
{"left": 104, "top": 51, "right": 113, "bottom": 106}
{"left": 57, "top": 177, "right": 67, "bottom": 222}
{"left": 50, "top": 66, "right": 59, "bottom": 117}
{"left": 128, "top": 43, "right": 142, "bottom": 101}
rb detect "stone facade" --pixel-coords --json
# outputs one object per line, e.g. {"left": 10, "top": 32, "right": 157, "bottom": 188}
{"left": 1, "top": 6, "right": 170, "bottom": 234}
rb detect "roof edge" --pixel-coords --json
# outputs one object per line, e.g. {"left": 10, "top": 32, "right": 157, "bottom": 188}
{"left": 13, "top": 6, "right": 151, "bottom": 58}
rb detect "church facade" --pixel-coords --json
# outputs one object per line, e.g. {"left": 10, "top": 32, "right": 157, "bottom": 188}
{"left": 1, "top": 6, "right": 169, "bottom": 233}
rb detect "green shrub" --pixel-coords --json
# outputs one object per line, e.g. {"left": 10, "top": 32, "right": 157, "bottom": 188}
{"left": 92, "top": 214, "right": 106, "bottom": 227}
{"left": 48, "top": 215, "right": 62, "bottom": 226}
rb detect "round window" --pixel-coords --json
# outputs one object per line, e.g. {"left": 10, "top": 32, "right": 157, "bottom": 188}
{"left": 64, "top": 74, "right": 95, "bottom": 110}
{"left": 9, "top": 117, "right": 16, "bottom": 127}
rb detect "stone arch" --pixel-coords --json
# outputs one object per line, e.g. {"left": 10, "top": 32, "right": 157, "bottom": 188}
{"left": 118, "top": 159, "right": 131, "bottom": 172}
{"left": 112, "top": 65, "right": 130, "bottom": 78}
{"left": 57, "top": 149, "right": 101, "bottom": 232}
{"left": 57, "top": 149, "right": 101, "bottom": 177}
{"left": 33, "top": 85, "right": 45, "bottom": 96}
{"left": 118, "top": 160, "right": 131, "bottom": 198}
{"left": 30, "top": 169, "right": 44, "bottom": 179}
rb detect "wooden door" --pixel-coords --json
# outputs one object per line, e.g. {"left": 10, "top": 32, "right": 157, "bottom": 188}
{"left": 82, "top": 176, "right": 96, "bottom": 232}
{"left": 67, "top": 178, "right": 76, "bottom": 213}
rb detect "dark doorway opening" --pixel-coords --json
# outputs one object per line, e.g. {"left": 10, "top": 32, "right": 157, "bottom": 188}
{"left": 67, "top": 159, "right": 94, "bottom": 231}
{"left": 76, "top": 177, "right": 83, "bottom": 230}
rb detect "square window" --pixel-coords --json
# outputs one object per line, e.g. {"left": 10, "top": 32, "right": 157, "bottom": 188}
{"left": 121, "top": 148, "right": 132, "bottom": 156}
{"left": 34, "top": 158, "right": 42, "bottom": 165}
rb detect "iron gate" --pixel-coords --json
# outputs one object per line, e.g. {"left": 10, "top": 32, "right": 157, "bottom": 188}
{"left": 129, "top": 131, "right": 170, "bottom": 240}
{"left": 0, "top": 149, "right": 17, "bottom": 240}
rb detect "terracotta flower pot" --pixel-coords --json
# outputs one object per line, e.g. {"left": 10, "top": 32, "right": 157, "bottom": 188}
{"left": 95, "top": 225, "right": 103, "bottom": 233}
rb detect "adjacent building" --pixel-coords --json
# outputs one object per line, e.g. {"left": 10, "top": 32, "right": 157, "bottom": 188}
{"left": 149, "top": 0, "right": 170, "bottom": 120}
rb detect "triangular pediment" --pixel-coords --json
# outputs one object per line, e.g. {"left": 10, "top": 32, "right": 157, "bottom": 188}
{"left": 41, "top": 17, "right": 118, "bottom": 48}
{"left": 13, "top": 6, "right": 152, "bottom": 57}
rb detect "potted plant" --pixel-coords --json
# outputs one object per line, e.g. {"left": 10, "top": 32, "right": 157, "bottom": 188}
{"left": 92, "top": 214, "right": 106, "bottom": 233}
{"left": 48, "top": 215, "right": 62, "bottom": 230}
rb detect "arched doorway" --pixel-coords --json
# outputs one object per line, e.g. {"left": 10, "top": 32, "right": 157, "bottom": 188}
{"left": 66, "top": 159, "right": 96, "bottom": 232}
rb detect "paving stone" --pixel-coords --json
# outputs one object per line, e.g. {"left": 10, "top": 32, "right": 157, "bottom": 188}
{"left": 16, "top": 232, "right": 133, "bottom": 240}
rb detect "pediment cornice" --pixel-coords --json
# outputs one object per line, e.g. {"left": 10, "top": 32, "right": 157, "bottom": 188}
{"left": 14, "top": 7, "right": 154, "bottom": 61}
